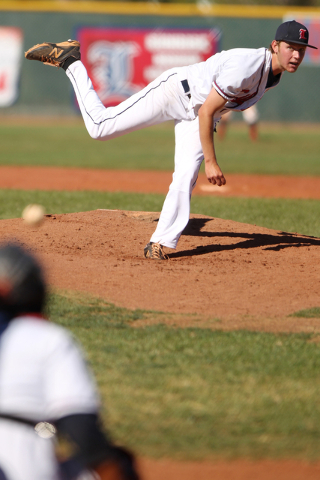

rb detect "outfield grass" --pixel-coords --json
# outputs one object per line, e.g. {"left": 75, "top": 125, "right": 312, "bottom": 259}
{"left": 1, "top": 121, "right": 320, "bottom": 175}
{"left": 291, "top": 307, "right": 320, "bottom": 318}
{"left": 48, "top": 292, "right": 320, "bottom": 461}
{"left": 2, "top": 189, "right": 320, "bottom": 238}
{"left": 217, "top": 124, "right": 320, "bottom": 176}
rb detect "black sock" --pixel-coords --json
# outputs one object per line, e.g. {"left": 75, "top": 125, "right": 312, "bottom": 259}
{"left": 62, "top": 55, "right": 80, "bottom": 72}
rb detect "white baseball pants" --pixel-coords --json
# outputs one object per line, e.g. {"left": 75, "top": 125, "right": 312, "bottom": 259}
{"left": 66, "top": 61, "right": 204, "bottom": 249}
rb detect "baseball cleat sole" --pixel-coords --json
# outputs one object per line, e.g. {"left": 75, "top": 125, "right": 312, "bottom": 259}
{"left": 25, "top": 39, "right": 80, "bottom": 68}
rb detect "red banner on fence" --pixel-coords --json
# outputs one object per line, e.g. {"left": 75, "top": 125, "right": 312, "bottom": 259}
{"left": 77, "top": 27, "right": 220, "bottom": 107}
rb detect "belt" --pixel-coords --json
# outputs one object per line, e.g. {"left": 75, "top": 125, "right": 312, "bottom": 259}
{"left": 181, "top": 79, "right": 191, "bottom": 99}
{"left": 0, "top": 412, "right": 38, "bottom": 427}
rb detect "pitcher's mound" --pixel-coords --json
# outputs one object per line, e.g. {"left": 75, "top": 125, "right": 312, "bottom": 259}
{"left": 1, "top": 209, "right": 319, "bottom": 332}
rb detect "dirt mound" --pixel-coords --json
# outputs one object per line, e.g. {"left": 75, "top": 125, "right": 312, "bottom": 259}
{"left": 2, "top": 209, "right": 320, "bottom": 333}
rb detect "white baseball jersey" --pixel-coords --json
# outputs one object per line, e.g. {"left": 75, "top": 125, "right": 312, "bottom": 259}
{"left": 65, "top": 46, "right": 281, "bottom": 250}
{"left": 186, "top": 47, "right": 280, "bottom": 121}
{"left": 0, "top": 315, "right": 99, "bottom": 480}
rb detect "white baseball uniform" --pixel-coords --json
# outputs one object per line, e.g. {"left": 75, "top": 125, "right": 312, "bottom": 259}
{"left": 221, "top": 104, "right": 260, "bottom": 126}
{"left": 0, "top": 315, "right": 99, "bottom": 480}
{"left": 242, "top": 105, "right": 259, "bottom": 126}
{"left": 65, "top": 47, "right": 281, "bottom": 249}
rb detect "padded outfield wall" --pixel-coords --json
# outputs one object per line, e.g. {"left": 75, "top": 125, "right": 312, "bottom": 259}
{"left": 0, "top": 1, "right": 320, "bottom": 121}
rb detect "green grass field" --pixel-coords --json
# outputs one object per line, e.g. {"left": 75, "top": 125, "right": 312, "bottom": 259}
{"left": 1, "top": 121, "right": 320, "bottom": 175}
{"left": 48, "top": 292, "right": 320, "bottom": 461}
{"left": 3, "top": 120, "right": 320, "bottom": 461}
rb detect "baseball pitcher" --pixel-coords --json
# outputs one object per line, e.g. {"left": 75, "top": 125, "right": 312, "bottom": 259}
{"left": 25, "top": 21, "right": 317, "bottom": 259}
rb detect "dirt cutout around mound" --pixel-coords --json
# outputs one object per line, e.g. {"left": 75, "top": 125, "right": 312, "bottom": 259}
{"left": 2, "top": 209, "right": 320, "bottom": 332}
{"left": 139, "top": 457, "right": 320, "bottom": 480}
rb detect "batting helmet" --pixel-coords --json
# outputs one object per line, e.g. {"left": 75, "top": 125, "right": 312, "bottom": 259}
{"left": 0, "top": 243, "right": 46, "bottom": 316}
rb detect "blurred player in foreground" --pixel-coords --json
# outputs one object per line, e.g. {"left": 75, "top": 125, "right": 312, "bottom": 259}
{"left": 217, "top": 105, "right": 259, "bottom": 142}
{"left": 25, "top": 21, "right": 317, "bottom": 260}
{"left": 0, "top": 243, "right": 140, "bottom": 480}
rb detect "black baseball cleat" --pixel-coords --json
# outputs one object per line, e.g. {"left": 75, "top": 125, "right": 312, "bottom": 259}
{"left": 25, "top": 39, "right": 80, "bottom": 68}
{"left": 144, "top": 242, "right": 168, "bottom": 260}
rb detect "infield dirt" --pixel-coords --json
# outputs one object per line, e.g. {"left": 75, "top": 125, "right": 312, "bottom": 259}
{"left": 1, "top": 166, "right": 320, "bottom": 199}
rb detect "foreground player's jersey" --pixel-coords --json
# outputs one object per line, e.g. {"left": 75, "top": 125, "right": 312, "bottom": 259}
{"left": 0, "top": 315, "right": 99, "bottom": 480}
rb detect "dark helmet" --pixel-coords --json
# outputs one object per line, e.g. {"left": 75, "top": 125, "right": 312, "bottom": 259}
{"left": 0, "top": 243, "right": 46, "bottom": 316}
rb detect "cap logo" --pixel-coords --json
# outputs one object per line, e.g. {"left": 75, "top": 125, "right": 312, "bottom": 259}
{"left": 299, "top": 29, "right": 307, "bottom": 40}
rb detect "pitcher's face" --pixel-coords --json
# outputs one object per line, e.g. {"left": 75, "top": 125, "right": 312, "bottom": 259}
{"left": 272, "top": 40, "right": 306, "bottom": 74}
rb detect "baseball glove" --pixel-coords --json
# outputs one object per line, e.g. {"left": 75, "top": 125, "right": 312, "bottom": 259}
{"left": 59, "top": 445, "right": 140, "bottom": 480}
{"left": 93, "top": 446, "right": 140, "bottom": 480}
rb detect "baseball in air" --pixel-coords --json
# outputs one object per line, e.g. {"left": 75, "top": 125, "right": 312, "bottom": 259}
{"left": 22, "top": 204, "right": 45, "bottom": 227}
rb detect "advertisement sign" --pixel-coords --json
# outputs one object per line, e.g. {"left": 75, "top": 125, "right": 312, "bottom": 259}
{"left": 77, "top": 27, "right": 220, "bottom": 107}
{"left": 0, "top": 27, "right": 23, "bottom": 107}
{"left": 284, "top": 15, "right": 320, "bottom": 65}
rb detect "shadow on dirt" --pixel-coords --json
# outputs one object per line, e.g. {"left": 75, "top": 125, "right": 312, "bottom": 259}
{"left": 170, "top": 217, "right": 320, "bottom": 258}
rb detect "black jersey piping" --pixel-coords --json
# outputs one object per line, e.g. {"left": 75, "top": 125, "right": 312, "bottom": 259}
{"left": 69, "top": 70, "right": 178, "bottom": 127}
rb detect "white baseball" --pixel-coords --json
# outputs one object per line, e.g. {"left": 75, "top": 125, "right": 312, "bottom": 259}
{"left": 22, "top": 204, "right": 45, "bottom": 227}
